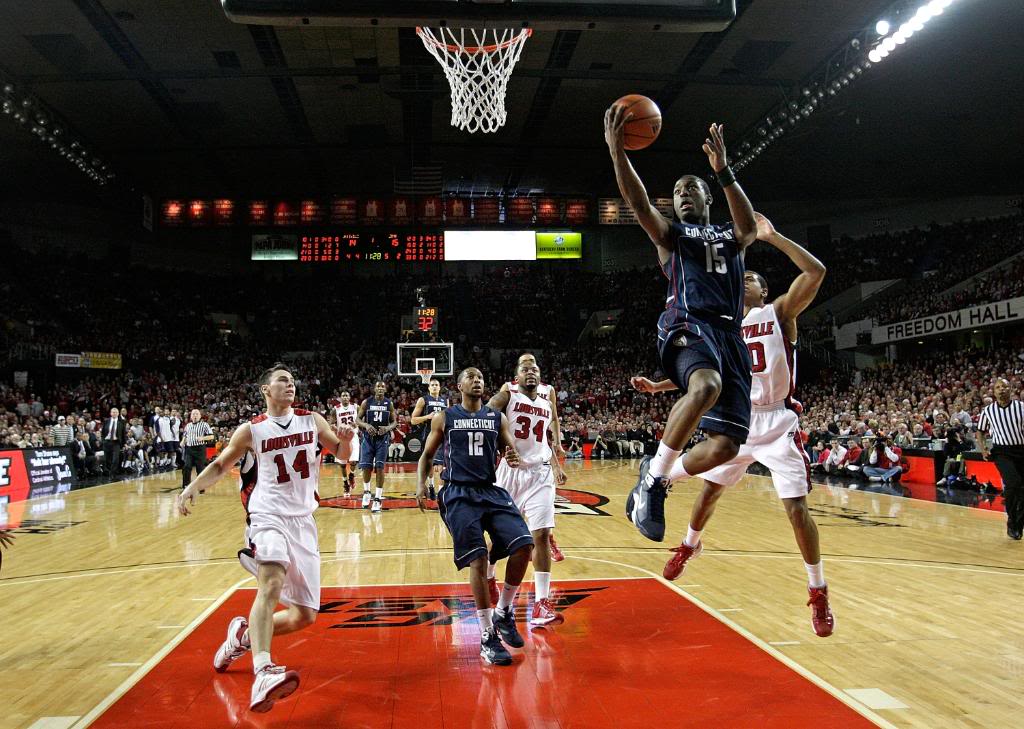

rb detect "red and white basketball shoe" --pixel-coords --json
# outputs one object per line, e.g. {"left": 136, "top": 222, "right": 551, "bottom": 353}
{"left": 488, "top": 577, "right": 499, "bottom": 607}
{"left": 807, "top": 585, "right": 835, "bottom": 637}
{"left": 548, "top": 533, "right": 565, "bottom": 562}
{"left": 663, "top": 540, "right": 703, "bottom": 581}
{"left": 530, "top": 598, "right": 565, "bottom": 627}
{"left": 213, "top": 616, "right": 249, "bottom": 672}
{"left": 250, "top": 664, "right": 300, "bottom": 713}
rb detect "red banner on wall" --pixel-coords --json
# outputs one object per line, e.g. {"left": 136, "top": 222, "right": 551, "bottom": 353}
{"left": 565, "top": 198, "right": 591, "bottom": 225}
{"left": 473, "top": 198, "right": 500, "bottom": 224}
{"left": 273, "top": 201, "right": 298, "bottom": 227}
{"left": 330, "top": 197, "right": 358, "bottom": 225}
{"left": 160, "top": 200, "right": 184, "bottom": 227}
{"left": 300, "top": 200, "right": 325, "bottom": 225}
{"left": 445, "top": 197, "right": 471, "bottom": 224}
{"left": 507, "top": 197, "right": 534, "bottom": 224}
{"left": 248, "top": 200, "right": 269, "bottom": 226}
{"left": 535, "top": 198, "right": 561, "bottom": 225}
{"left": 188, "top": 200, "right": 210, "bottom": 227}
{"left": 213, "top": 199, "right": 234, "bottom": 226}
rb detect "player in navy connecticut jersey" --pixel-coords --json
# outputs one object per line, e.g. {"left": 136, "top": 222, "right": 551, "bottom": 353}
{"left": 410, "top": 376, "right": 448, "bottom": 500}
{"left": 417, "top": 367, "right": 533, "bottom": 667}
{"left": 355, "top": 381, "right": 397, "bottom": 513}
{"left": 605, "top": 107, "right": 759, "bottom": 543}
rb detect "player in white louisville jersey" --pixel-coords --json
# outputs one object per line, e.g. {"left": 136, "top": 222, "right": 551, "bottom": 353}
{"left": 176, "top": 363, "right": 354, "bottom": 713}
{"left": 632, "top": 213, "right": 834, "bottom": 637}
{"left": 333, "top": 390, "right": 360, "bottom": 496}
{"left": 489, "top": 356, "right": 568, "bottom": 626}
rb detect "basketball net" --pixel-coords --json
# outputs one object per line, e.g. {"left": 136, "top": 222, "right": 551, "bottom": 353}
{"left": 416, "top": 26, "right": 532, "bottom": 134}
{"left": 417, "top": 367, "right": 435, "bottom": 385}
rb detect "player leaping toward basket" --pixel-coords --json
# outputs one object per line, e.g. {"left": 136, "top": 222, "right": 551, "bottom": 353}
{"left": 632, "top": 213, "right": 835, "bottom": 638}
{"left": 604, "top": 104, "right": 759, "bottom": 541}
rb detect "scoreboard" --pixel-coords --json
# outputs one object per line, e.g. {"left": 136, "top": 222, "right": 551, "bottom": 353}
{"left": 299, "top": 232, "right": 443, "bottom": 263}
{"left": 414, "top": 307, "right": 439, "bottom": 333}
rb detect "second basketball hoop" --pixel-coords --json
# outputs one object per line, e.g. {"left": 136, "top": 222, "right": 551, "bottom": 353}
{"left": 416, "top": 26, "right": 532, "bottom": 133}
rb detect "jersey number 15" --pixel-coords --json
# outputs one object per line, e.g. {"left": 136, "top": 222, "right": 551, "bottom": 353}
{"left": 704, "top": 241, "right": 727, "bottom": 274}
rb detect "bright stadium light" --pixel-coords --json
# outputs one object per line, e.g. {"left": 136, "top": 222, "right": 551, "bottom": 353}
{"left": 875, "top": 19, "right": 891, "bottom": 35}
{"left": 893, "top": 31, "right": 906, "bottom": 43}
{"left": 882, "top": 37, "right": 897, "bottom": 52}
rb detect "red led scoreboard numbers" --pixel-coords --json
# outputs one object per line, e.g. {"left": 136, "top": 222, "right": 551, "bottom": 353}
{"left": 298, "top": 233, "right": 444, "bottom": 263}
{"left": 415, "top": 306, "right": 439, "bottom": 332}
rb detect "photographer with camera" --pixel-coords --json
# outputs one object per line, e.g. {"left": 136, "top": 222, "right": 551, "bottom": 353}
{"left": 863, "top": 433, "right": 903, "bottom": 483}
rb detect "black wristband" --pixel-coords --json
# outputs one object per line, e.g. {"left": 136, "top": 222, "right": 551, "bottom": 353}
{"left": 716, "top": 166, "right": 736, "bottom": 188}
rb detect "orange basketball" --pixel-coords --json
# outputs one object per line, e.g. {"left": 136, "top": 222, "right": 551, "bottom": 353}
{"left": 615, "top": 94, "right": 662, "bottom": 150}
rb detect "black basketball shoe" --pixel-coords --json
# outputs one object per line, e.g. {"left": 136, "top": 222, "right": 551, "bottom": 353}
{"left": 480, "top": 630, "right": 513, "bottom": 665}
{"left": 626, "top": 455, "right": 669, "bottom": 542}
{"left": 492, "top": 607, "right": 524, "bottom": 648}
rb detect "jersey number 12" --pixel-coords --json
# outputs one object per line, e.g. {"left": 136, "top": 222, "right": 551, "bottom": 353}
{"left": 468, "top": 432, "right": 485, "bottom": 456}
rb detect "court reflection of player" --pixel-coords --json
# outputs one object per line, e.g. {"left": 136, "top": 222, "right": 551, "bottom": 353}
{"left": 355, "top": 381, "right": 397, "bottom": 513}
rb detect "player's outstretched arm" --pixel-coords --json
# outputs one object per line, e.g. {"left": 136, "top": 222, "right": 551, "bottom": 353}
{"left": 604, "top": 104, "right": 672, "bottom": 254}
{"left": 486, "top": 382, "right": 511, "bottom": 412}
{"left": 631, "top": 376, "right": 677, "bottom": 393}
{"left": 177, "top": 423, "right": 253, "bottom": 516}
{"left": 755, "top": 213, "right": 827, "bottom": 323}
{"left": 703, "top": 123, "right": 756, "bottom": 249}
{"left": 312, "top": 412, "right": 353, "bottom": 461}
{"left": 416, "top": 413, "right": 446, "bottom": 511}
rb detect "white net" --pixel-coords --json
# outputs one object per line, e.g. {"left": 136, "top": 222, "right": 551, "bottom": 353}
{"left": 416, "top": 26, "right": 532, "bottom": 134}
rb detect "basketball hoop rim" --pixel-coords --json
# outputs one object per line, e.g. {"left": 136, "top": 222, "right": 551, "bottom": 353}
{"left": 415, "top": 26, "right": 532, "bottom": 55}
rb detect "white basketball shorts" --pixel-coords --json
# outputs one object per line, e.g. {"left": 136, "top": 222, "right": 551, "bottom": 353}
{"left": 496, "top": 459, "right": 556, "bottom": 530}
{"left": 700, "top": 403, "right": 811, "bottom": 499}
{"left": 238, "top": 512, "right": 321, "bottom": 611}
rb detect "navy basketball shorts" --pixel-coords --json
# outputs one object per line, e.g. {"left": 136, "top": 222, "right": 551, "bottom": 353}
{"left": 659, "top": 319, "right": 752, "bottom": 444}
{"left": 358, "top": 433, "right": 389, "bottom": 469}
{"left": 437, "top": 484, "right": 535, "bottom": 569}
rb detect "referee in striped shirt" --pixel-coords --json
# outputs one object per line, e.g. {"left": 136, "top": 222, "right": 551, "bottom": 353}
{"left": 181, "top": 409, "right": 214, "bottom": 490}
{"left": 977, "top": 378, "right": 1024, "bottom": 540}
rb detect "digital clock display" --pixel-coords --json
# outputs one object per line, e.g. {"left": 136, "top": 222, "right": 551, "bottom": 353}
{"left": 415, "top": 307, "right": 439, "bottom": 332}
{"left": 298, "top": 232, "right": 444, "bottom": 263}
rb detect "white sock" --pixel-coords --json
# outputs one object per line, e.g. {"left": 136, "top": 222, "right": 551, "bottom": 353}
{"left": 805, "top": 561, "right": 826, "bottom": 588}
{"left": 253, "top": 651, "right": 272, "bottom": 673}
{"left": 649, "top": 443, "right": 682, "bottom": 479}
{"left": 363, "top": 484, "right": 371, "bottom": 493}
{"left": 486, "top": 562, "right": 496, "bottom": 580}
{"left": 496, "top": 582, "right": 520, "bottom": 612}
{"left": 534, "top": 571, "right": 551, "bottom": 600}
{"left": 374, "top": 486, "right": 383, "bottom": 500}
{"left": 684, "top": 526, "right": 703, "bottom": 548}
{"left": 477, "top": 608, "right": 493, "bottom": 635}
{"left": 668, "top": 456, "right": 692, "bottom": 481}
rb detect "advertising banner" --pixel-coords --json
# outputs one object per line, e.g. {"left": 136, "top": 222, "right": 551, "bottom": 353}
{"left": 536, "top": 232, "right": 582, "bottom": 259}
{"left": 0, "top": 447, "right": 76, "bottom": 504}
{"left": 872, "top": 296, "right": 1024, "bottom": 344}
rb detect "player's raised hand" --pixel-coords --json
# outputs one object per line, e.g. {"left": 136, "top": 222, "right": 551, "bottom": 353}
{"left": 630, "top": 376, "right": 658, "bottom": 393}
{"left": 754, "top": 212, "right": 776, "bottom": 241}
{"left": 0, "top": 530, "right": 15, "bottom": 549}
{"left": 702, "top": 122, "right": 728, "bottom": 172}
{"left": 604, "top": 103, "right": 629, "bottom": 153}
{"left": 505, "top": 446, "right": 521, "bottom": 469}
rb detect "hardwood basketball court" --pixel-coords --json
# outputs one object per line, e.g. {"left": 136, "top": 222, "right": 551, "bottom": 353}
{"left": 2, "top": 460, "right": 1021, "bottom": 728}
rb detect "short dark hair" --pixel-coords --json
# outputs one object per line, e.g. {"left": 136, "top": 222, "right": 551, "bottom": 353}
{"left": 429, "top": 377, "right": 440, "bottom": 385}
{"left": 458, "top": 367, "right": 481, "bottom": 382}
{"left": 259, "top": 362, "right": 292, "bottom": 386}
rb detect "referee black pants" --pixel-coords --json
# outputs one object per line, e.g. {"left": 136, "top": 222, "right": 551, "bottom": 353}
{"left": 182, "top": 445, "right": 208, "bottom": 488}
{"left": 992, "top": 445, "right": 1024, "bottom": 533}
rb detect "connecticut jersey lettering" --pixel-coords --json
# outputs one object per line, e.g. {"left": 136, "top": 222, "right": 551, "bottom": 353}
{"left": 421, "top": 395, "right": 447, "bottom": 440}
{"left": 441, "top": 404, "right": 501, "bottom": 486}
{"left": 505, "top": 382, "right": 552, "bottom": 466}
{"left": 239, "top": 409, "right": 321, "bottom": 517}
{"left": 334, "top": 403, "right": 357, "bottom": 429}
{"left": 364, "top": 398, "right": 392, "bottom": 427}
{"left": 658, "top": 220, "right": 745, "bottom": 339}
{"left": 741, "top": 303, "right": 796, "bottom": 406}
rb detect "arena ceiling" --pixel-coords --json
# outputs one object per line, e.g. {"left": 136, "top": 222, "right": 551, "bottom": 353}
{"left": 0, "top": 0, "right": 1021, "bottom": 204}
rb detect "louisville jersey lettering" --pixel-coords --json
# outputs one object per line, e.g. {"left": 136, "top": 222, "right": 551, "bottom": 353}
{"left": 741, "top": 303, "right": 796, "bottom": 406}
{"left": 504, "top": 382, "right": 552, "bottom": 466}
{"left": 239, "top": 409, "right": 321, "bottom": 517}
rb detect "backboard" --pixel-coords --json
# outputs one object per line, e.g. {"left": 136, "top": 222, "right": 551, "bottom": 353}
{"left": 397, "top": 342, "right": 455, "bottom": 378}
{"left": 221, "top": 0, "right": 736, "bottom": 32}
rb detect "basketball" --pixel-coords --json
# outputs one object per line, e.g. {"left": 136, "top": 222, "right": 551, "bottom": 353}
{"left": 615, "top": 94, "right": 662, "bottom": 150}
